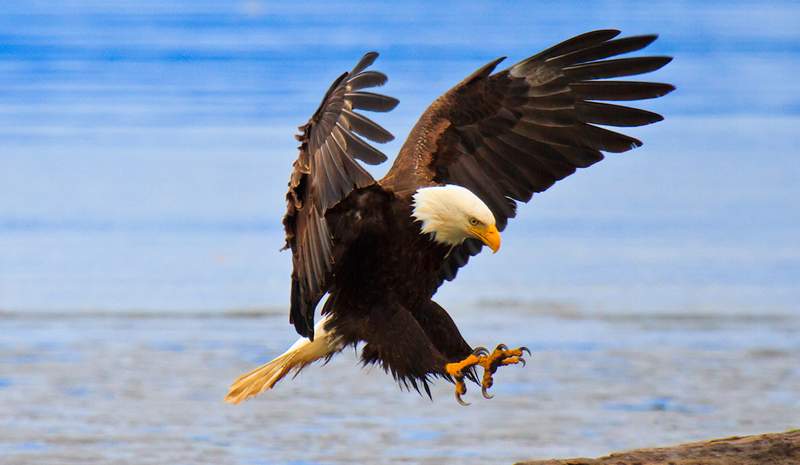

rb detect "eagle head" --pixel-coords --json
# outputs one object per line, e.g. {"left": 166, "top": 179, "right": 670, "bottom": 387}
{"left": 411, "top": 185, "right": 501, "bottom": 253}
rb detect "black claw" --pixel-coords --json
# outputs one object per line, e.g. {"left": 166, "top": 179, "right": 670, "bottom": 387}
{"left": 481, "top": 385, "right": 494, "bottom": 399}
{"left": 464, "top": 368, "right": 480, "bottom": 384}
{"left": 455, "top": 391, "right": 470, "bottom": 406}
{"left": 520, "top": 346, "right": 531, "bottom": 356}
{"left": 519, "top": 357, "right": 527, "bottom": 367}
{"left": 472, "top": 346, "right": 489, "bottom": 356}
{"left": 495, "top": 343, "right": 508, "bottom": 352}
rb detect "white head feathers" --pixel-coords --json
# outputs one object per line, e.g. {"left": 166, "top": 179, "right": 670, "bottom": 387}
{"left": 411, "top": 185, "right": 496, "bottom": 247}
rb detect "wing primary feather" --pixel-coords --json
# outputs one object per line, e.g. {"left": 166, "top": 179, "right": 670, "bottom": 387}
{"left": 552, "top": 146, "right": 605, "bottom": 168}
{"left": 575, "top": 101, "right": 664, "bottom": 127}
{"left": 342, "top": 108, "right": 395, "bottom": 143}
{"left": 347, "top": 71, "right": 388, "bottom": 90}
{"left": 350, "top": 52, "right": 379, "bottom": 75}
{"left": 530, "top": 29, "right": 622, "bottom": 61}
{"left": 571, "top": 80, "right": 676, "bottom": 101}
{"left": 345, "top": 91, "right": 400, "bottom": 112}
{"left": 330, "top": 126, "right": 380, "bottom": 186}
{"left": 336, "top": 122, "right": 389, "bottom": 165}
{"left": 513, "top": 119, "right": 578, "bottom": 147}
{"left": 343, "top": 156, "right": 376, "bottom": 189}
{"left": 563, "top": 56, "right": 673, "bottom": 80}
{"left": 513, "top": 29, "right": 622, "bottom": 74}
{"left": 546, "top": 35, "right": 658, "bottom": 66}
{"left": 578, "top": 123, "right": 643, "bottom": 153}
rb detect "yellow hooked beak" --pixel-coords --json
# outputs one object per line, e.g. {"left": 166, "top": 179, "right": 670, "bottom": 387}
{"left": 469, "top": 223, "right": 501, "bottom": 253}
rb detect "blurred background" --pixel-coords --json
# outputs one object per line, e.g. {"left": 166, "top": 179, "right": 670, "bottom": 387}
{"left": 0, "top": 1, "right": 798, "bottom": 464}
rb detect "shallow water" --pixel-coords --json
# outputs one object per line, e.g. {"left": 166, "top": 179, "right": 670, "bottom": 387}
{"left": 1, "top": 1, "right": 799, "bottom": 464}
{"left": 1, "top": 307, "right": 798, "bottom": 464}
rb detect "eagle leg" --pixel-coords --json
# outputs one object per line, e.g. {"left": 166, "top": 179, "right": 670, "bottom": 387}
{"left": 478, "top": 344, "right": 530, "bottom": 399}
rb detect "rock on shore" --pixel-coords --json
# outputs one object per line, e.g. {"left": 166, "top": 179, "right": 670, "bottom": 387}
{"left": 517, "top": 430, "right": 800, "bottom": 465}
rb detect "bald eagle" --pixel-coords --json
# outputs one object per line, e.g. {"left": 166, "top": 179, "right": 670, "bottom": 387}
{"left": 225, "top": 30, "right": 673, "bottom": 405}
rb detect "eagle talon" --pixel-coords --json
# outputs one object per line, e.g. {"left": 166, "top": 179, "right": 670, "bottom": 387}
{"left": 472, "top": 346, "right": 489, "bottom": 356}
{"left": 446, "top": 353, "right": 483, "bottom": 406}
{"left": 454, "top": 378, "right": 470, "bottom": 406}
{"left": 475, "top": 344, "right": 531, "bottom": 399}
{"left": 445, "top": 344, "right": 530, "bottom": 405}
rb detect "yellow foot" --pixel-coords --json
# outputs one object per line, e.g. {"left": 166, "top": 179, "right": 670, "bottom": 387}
{"left": 478, "top": 344, "right": 529, "bottom": 399}
{"left": 444, "top": 344, "right": 530, "bottom": 405}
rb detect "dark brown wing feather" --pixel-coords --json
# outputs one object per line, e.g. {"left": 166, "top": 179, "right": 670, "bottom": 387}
{"left": 380, "top": 30, "right": 674, "bottom": 284}
{"left": 284, "top": 52, "right": 398, "bottom": 338}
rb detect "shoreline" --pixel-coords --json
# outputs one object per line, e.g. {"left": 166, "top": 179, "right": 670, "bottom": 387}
{"left": 518, "top": 430, "right": 800, "bottom": 465}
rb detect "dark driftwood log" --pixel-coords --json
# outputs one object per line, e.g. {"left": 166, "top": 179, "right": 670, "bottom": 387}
{"left": 517, "top": 430, "right": 800, "bottom": 465}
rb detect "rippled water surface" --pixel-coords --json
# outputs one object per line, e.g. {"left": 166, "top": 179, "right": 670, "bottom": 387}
{"left": 1, "top": 309, "right": 799, "bottom": 465}
{"left": 1, "top": 1, "right": 799, "bottom": 464}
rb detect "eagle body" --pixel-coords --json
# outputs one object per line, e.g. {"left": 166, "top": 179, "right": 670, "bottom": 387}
{"left": 225, "top": 30, "right": 675, "bottom": 404}
{"left": 327, "top": 189, "right": 449, "bottom": 309}
{"left": 315, "top": 187, "right": 472, "bottom": 388}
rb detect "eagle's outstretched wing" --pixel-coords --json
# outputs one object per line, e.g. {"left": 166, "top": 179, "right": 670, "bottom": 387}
{"left": 284, "top": 53, "right": 398, "bottom": 338}
{"left": 380, "top": 30, "right": 674, "bottom": 284}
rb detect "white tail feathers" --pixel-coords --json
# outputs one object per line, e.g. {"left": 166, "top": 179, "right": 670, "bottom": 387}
{"left": 225, "top": 315, "right": 341, "bottom": 404}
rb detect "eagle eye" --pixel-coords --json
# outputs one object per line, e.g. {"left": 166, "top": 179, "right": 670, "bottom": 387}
{"left": 468, "top": 217, "right": 480, "bottom": 226}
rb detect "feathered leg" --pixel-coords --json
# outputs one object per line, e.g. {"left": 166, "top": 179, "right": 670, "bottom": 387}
{"left": 412, "top": 300, "right": 473, "bottom": 361}
{"left": 353, "top": 302, "right": 449, "bottom": 396}
{"left": 412, "top": 299, "right": 529, "bottom": 405}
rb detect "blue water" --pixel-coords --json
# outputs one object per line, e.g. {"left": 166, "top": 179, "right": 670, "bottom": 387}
{"left": 1, "top": 0, "right": 799, "bottom": 314}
